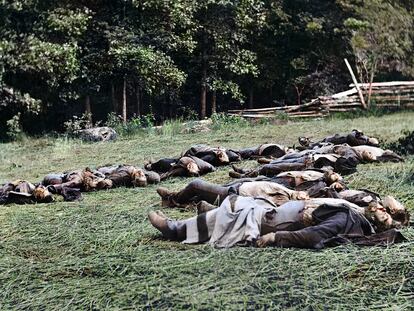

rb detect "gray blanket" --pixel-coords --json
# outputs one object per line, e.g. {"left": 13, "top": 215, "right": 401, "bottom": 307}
{"left": 183, "top": 195, "right": 276, "bottom": 248}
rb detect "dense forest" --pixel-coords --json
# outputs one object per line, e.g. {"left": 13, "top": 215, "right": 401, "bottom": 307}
{"left": 1, "top": 0, "right": 413, "bottom": 137}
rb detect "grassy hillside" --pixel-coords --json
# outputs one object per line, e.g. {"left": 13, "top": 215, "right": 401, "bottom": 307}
{"left": 0, "top": 112, "right": 413, "bottom": 310}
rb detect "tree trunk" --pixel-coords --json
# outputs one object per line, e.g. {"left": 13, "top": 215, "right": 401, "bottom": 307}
{"left": 122, "top": 77, "right": 127, "bottom": 124}
{"left": 169, "top": 94, "right": 174, "bottom": 118}
{"left": 111, "top": 82, "right": 117, "bottom": 113}
{"left": 248, "top": 86, "right": 254, "bottom": 109}
{"left": 85, "top": 95, "right": 92, "bottom": 124}
{"left": 200, "top": 65, "right": 207, "bottom": 119}
{"left": 136, "top": 84, "right": 141, "bottom": 116}
{"left": 367, "top": 60, "right": 377, "bottom": 108}
{"left": 162, "top": 94, "right": 167, "bottom": 121}
{"left": 200, "top": 33, "right": 208, "bottom": 119}
{"left": 211, "top": 90, "right": 217, "bottom": 114}
{"left": 269, "top": 86, "right": 273, "bottom": 105}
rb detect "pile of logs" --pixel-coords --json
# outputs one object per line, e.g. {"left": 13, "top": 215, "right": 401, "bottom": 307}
{"left": 229, "top": 81, "right": 414, "bottom": 119}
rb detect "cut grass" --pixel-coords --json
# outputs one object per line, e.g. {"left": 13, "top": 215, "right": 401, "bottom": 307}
{"left": 0, "top": 111, "right": 413, "bottom": 310}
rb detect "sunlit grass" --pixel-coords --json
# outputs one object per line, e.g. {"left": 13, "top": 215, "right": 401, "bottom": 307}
{"left": 0, "top": 111, "right": 413, "bottom": 309}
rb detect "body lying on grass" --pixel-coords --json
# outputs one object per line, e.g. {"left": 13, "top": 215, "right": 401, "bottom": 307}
{"left": 1, "top": 165, "right": 161, "bottom": 205}
{"left": 148, "top": 195, "right": 407, "bottom": 249}
{"left": 298, "top": 129, "right": 380, "bottom": 150}
{"left": 159, "top": 156, "right": 216, "bottom": 180}
{"left": 145, "top": 145, "right": 240, "bottom": 174}
{"left": 155, "top": 170, "right": 348, "bottom": 209}
{"left": 43, "top": 165, "right": 159, "bottom": 191}
{"left": 237, "top": 143, "right": 290, "bottom": 160}
{"left": 155, "top": 176, "right": 410, "bottom": 230}
{"left": 230, "top": 144, "right": 403, "bottom": 179}
{"left": 97, "top": 164, "right": 160, "bottom": 187}
{"left": 43, "top": 168, "right": 112, "bottom": 192}
{"left": 232, "top": 152, "right": 359, "bottom": 177}
{"left": 0, "top": 179, "right": 81, "bottom": 204}
{"left": 183, "top": 145, "right": 241, "bottom": 166}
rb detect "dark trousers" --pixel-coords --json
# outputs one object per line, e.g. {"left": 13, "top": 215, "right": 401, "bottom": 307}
{"left": 272, "top": 212, "right": 348, "bottom": 248}
{"left": 174, "top": 179, "right": 232, "bottom": 205}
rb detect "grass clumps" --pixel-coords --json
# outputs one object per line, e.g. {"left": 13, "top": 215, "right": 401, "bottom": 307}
{"left": 0, "top": 111, "right": 413, "bottom": 309}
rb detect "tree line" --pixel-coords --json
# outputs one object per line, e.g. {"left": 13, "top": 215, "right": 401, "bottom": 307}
{"left": 1, "top": 0, "right": 413, "bottom": 137}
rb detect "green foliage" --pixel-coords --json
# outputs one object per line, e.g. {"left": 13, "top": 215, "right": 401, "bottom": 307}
{"left": 1, "top": 0, "right": 414, "bottom": 136}
{"left": 109, "top": 45, "right": 186, "bottom": 93}
{"left": 211, "top": 112, "right": 249, "bottom": 130}
{"left": 6, "top": 113, "right": 23, "bottom": 141}
{"left": 386, "top": 130, "right": 414, "bottom": 155}
{"left": 63, "top": 113, "right": 93, "bottom": 135}
{"left": 177, "top": 107, "right": 199, "bottom": 121}
{"left": 344, "top": 0, "right": 414, "bottom": 82}
{"left": 104, "top": 112, "right": 124, "bottom": 130}
{"left": 46, "top": 7, "right": 92, "bottom": 38}
{"left": 105, "top": 113, "right": 156, "bottom": 137}
{"left": 159, "top": 118, "right": 186, "bottom": 137}
{"left": 274, "top": 111, "right": 289, "bottom": 121}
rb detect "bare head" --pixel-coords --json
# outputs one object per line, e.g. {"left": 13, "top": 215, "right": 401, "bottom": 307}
{"left": 132, "top": 169, "right": 147, "bottom": 187}
{"left": 324, "top": 170, "right": 342, "bottom": 184}
{"left": 214, "top": 148, "right": 229, "bottom": 164}
{"left": 361, "top": 150, "right": 376, "bottom": 162}
{"left": 292, "top": 191, "right": 309, "bottom": 201}
{"left": 352, "top": 129, "right": 364, "bottom": 138}
{"left": 368, "top": 137, "right": 379, "bottom": 146}
{"left": 32, "top": 185, "right": 53, "bottom": 203}
{"left": 83, "top": 175, "right": 97, "bottom": 191}
{"left": 285, "top": 147, "right": 296, "bottom": 154}
{"left": 298, "top": 137, "right": 311, "bottom": 146}
{"left": 330, "top": 181, "right": 345, "bottom": 191}
{"left": 366, "top": 202, "right": 396, "bottom": 231}
{"left": 186, "top": 161, "right": 200, "bottom": 176}
{"left": 97, "top": 179, "right": 113, "bottom": 189}
{"left": 382, "top": 196, "right": 410, "bottom": 226}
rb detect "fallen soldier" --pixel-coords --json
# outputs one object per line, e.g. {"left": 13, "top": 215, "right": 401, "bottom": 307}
{"left": 155, "top": 174, "right": 409, "bottom": 229}
{"left": 299, "top": 129, "right": 380, "bottom": 149}
{"left": 269, "top": 169, "right": 343, "bottom": 188}
{"left": 156, "top": 178, "right": 309, "bottom": 208}
{"left": 230, "top": 152, "right": 358, "bottom": 178}
{"left": 312, "top": 143, "right": 403, "bottom": 163}
{"left": 223, "top": 169, "right": 345, "bottom": 199}
{"left": 0, "top": 180, "right": 81, "bottom": 204}
{"left": 145, "top": 157, "right": 180, "bottom": 173}
{"left": 333, "top": 190, "right": 410, "bottom": 228}
{"left": 237, "top": 143, "right": 290, "bottom": 160}
{"left": 97, "top": 164, "right": 160, "bottom": 187}
{"left": 160, "top": 156, "right": 216, "bottom": 180}
{"left": 43, "top": 168, "right": 112, "bottom": 192}
{"left": 155, "top": 169, "right": 345, "bottom": 210}
{"left": 148, "top": 195, "right": 406, "bottom": 249}
{"left": 351, "top": 145, "right": 403, "bottom": 162}
{"left": 183, "top": 145, "right": 241, "bottom": 166}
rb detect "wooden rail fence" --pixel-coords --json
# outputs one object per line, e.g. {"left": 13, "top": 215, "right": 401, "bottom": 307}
{"left": 229, "top": 81, "right": 414, "bottom": 119}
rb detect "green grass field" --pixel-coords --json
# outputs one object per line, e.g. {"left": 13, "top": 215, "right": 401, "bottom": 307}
{"left": 1, "top": 112, "right": 413, "bottom": 310}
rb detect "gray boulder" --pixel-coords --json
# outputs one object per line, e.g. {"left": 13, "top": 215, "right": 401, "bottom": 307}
{"left": 77, "top": 127, "right": 117, "bottom": 142}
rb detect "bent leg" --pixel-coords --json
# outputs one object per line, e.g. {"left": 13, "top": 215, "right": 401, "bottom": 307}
{"left": 174, "top": 179, "right": 230, "bottom": 205}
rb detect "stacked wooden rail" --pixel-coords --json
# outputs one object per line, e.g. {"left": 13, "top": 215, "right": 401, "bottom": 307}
{"left": 229, "top": 81, "right": 414, "bottom": 119}
{"left": 228, "top": 99, "right": 328, "bottom": 119}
